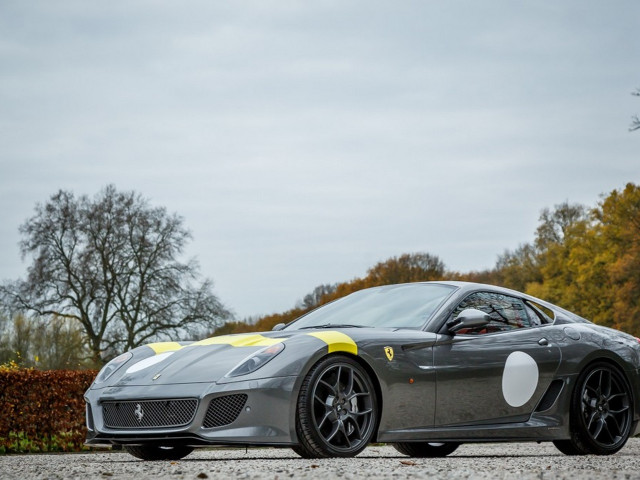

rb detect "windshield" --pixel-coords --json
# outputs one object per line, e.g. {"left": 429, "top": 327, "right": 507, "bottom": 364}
{"left": 285, "top": 283, "right": 457, "bottom": 330}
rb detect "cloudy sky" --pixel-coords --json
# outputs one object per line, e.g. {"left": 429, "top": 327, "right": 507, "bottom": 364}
{"left": 0, "top": 1, "right": 638, "bottom": 319}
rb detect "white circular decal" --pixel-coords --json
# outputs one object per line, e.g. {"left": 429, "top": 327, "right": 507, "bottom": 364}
{"left": 501, "top": 351, "right": 539, "bottom": 407}
{"left": 125, "top": 351, "right": 175, "bottom": 374}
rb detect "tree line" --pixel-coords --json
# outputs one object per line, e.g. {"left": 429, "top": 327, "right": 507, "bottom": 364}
{"left": 216, "top": 182, "right": 640, "bottom": 337}
{"left": 1, "top": 182, "right": 639, "bottom": 369}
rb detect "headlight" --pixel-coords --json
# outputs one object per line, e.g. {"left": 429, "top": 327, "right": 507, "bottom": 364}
{"left": 94, "top": 351, "right": 132, "bottom": 384}
{"left": 225, "top": 343, "right": 285, "bottom": 378}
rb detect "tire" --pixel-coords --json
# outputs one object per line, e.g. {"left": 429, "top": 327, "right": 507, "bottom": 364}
{"left": 393, "top": 442, "right": 460, "bottom": 457}
{"left": 553, "top": 362, "right": 632, "bottom": 455}
{"left": 124, "top": 445, "right": 194, "bottom": 461}
{"left": 294, "top": 355, "right": 378, "bottom": 458}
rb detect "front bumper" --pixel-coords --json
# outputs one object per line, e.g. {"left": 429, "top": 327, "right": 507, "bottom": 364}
{"left": 85, "top": 375, "right": 298, "bottom": 447}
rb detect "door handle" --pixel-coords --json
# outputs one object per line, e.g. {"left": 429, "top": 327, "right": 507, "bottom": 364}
{"left": 538, "top": 338, "right": 549, "bottom": 346}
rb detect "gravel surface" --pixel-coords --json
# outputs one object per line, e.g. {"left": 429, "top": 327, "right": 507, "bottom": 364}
{"left": 2, "top": 439, "right": 640, "bottom": 480}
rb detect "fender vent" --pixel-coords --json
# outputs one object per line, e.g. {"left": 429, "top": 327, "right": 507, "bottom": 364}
{"left": 203, "top": 394, "right": 248, "bottom": 428}
{"left": 535, "top": 379, "right": 564, "bottom": 412}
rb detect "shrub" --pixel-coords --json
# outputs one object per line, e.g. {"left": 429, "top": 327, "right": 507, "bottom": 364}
{"left": 0, "top": 368, "right": 98, "bottom": 453}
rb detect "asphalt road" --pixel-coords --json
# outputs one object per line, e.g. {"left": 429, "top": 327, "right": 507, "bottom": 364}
{"left": 2, "top": 439, "right": 640, "bottom": 480}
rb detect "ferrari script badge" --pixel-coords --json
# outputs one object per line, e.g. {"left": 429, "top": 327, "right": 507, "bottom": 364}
{"left": 134, "top": 403, "right": 144, "bottom": 422}
{"left": 384, "top": 346, "right": 394, "bottom": 361}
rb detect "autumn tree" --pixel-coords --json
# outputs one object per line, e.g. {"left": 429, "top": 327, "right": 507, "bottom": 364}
{"left": 593, "top": 183, "right": 640, "bottom": 333}
{"left": 493, "top": 244, "right": 541, "bottom": 292}
{"left": 525, "top": 202, "right": 589, "bottom": 309}
{"left": 1, "top": 185, "right": 230, "bottom": 363}
{"left": 365, "top": 253, "right": 445, "bottom": 286}
{"left": 523, "top": 187, "right": 640, "bottom": 336}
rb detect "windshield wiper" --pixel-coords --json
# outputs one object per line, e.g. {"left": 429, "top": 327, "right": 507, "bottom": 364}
{"left": 299, "top": 323, "right": 365, "bottom": 329}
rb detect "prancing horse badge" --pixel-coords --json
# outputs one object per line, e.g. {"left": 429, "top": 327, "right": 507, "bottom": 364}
{"left": 384, "top": 346, "right": 394, "bottom": 361}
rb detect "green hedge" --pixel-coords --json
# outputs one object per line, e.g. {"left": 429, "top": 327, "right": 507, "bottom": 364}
{"left": 0, "top": 367, "right": 98, "bottom": 453}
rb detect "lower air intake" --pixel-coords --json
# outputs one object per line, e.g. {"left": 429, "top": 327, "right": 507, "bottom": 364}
{"left": 203, "top": 394, "right": 248, "bottom": 428}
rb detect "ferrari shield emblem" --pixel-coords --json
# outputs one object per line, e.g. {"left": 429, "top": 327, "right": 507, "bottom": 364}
{"left": 384, "top": 346, "right": 394, "bottom": 361}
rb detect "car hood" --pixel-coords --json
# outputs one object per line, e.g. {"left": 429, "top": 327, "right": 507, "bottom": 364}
{"left": 102, "top": 329, "right": 370, "bottom": 387}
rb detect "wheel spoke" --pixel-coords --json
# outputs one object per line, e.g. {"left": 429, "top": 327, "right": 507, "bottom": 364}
{"left": 591, "top": 417, "right": 605, "bottom": 440}
{"left": 345, "top": 367, "right": 355, "bottom": 396}
{"left": 334, "top": 366, "right": 342, "bottom": 390}
{"left": 601, "top": 417, "right": 615, "bottom": 443}
{"left": 601, "top": 370, "right": 612, "bottom": 397}
{"left": 607, "top": 392, "right": 628, "bottom": 402}
{"left": 318, "top": 379, "right": 337, "bottom": 395}
{"left": 607, "top": 413, "right": 622, "bottom": 436}
{"left": 345, "top": 414, "right": 363, "bottom": 439}
{"left": 338, "top": 420, "right": 351, "bottom": 448}
{"left": 586, "top": 411, "right": 598, "bottom": 430}
{"left": 324, "top": 421, "right": 340, "bottom": 442}
{"left": 609, "top": 405, "right": 630, "bottom": 414}
{"left": 347, "top": 391, "right": 370, "bottom": 401}
{"left": 317, "top": 410, "right": 333, "bottom": 429}
{"left": 350, "top": 408, "right": 372, "bottom": 416}
{"left": 585, "top": 384, "right": 598, "bottom": 396}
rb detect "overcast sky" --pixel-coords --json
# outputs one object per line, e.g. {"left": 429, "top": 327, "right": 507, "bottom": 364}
{"left": 0, "top": 1, "right": 638, "bottom": 319}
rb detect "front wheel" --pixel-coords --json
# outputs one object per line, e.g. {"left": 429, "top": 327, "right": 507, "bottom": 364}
{"left": 294, "top": 355, "right": 378, "bottom": 458}
{"left": 124, "top": 445, "right": 194, "bottom": 461}
{"left": 393, "top": 442, "right": 460, "bottom": 457}
{"left": 553, "top": 362, "right": 632, "bottom": 455}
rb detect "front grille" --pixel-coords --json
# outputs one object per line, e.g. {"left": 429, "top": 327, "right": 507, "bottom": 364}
{"left": 102, "top": 399, "right": 198, "bottom": 429}
{"left": 203, "top": 394, "right": 247, "bottom": 428}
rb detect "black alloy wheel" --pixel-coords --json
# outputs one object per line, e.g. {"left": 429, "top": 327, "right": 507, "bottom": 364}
{"left": 393, "top": 442, "right": 460, "bottom": 457}
{"left": 124, "top": 445, "right": 194, "bottom": 461}
{"left": 554, "top": 362, "right": 632, "bottom": 455}
{"left": 294, "top": 355, "right": 378, "bottom": 458}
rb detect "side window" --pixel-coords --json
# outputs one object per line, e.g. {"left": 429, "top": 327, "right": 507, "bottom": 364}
{"left": 451, "top": 292, "right": 534, "bottom": 334}
{"left": 526, "top": 300, "right": 555, "bottom": 323}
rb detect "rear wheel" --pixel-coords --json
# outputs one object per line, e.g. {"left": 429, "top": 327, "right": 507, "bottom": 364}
{"left": 393, "top": 442, "right": 460, "bottom": 457}
{"left": 553, "top": 362, "right": 632, "bottom": 455}
{"left": 294, "top": 355, "right": 378, "bottom": 458}
{"left": 124, "top": 445, "right": 194, "bottom": 461}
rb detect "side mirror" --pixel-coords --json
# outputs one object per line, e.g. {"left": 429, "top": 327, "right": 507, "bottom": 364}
{"left": 447, "top": 308, "right": 491, "bottom": 333}
{"left": 272, "top": 323, "right": 286, "bottom": 331}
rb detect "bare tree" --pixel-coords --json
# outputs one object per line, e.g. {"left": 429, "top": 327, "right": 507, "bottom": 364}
{"left": 296, "top": 284, "right": 338, "bottom": 310}
{"left": 631, "top": 88, "right": 640, "bottom": 132}
{"left": 2, "top": 185, "right": 230, "bottom": 363}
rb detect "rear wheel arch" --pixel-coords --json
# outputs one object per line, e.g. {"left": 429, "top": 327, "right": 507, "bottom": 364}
{"left": 554, "top": 357, "right": 634, "bottom": 455}
{"left": 574, "top": 356, "right": 635, "bottom": 401}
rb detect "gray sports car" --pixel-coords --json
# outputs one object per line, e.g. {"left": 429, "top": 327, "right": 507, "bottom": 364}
{"left": 85, "top": 281, "right": 640, "bottom": 459}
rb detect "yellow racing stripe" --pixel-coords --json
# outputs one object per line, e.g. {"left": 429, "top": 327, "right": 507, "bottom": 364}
{"left": 190, "top": 334, "right": 284, "bottom": 347}
{"left": 147, "top": 342, "right": 185, "bottom": 354}
{"left": 146, "top": 332, "right": 358, "bottom": 356}
{"left": 307, "top": 331, "right": 358, "bottom": 355}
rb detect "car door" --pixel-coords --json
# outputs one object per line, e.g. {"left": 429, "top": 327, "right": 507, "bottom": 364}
{"left": 432, "top": 291, "right": 562, "bottom": 427}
